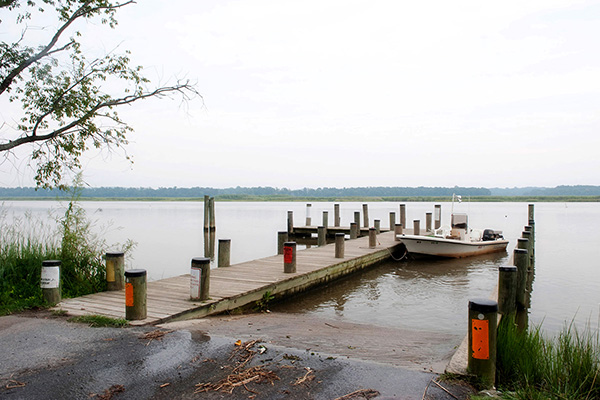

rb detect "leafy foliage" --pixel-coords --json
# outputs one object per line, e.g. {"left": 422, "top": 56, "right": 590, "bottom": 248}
{"left": 0, "top": 0, "right": 198, "bottom": 188}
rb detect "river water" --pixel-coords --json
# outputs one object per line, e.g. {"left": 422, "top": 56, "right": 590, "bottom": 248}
{"left": 2, "top": 200, "right": 599, "bottom": 335}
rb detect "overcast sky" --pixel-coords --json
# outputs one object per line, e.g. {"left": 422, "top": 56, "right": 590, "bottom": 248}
{"left": 2, "top": 0, "right": 599, "bottom": 189}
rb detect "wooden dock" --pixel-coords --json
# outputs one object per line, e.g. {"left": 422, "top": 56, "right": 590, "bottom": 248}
{"left": 55, "top": 231, "right": 404, "bottom": 326}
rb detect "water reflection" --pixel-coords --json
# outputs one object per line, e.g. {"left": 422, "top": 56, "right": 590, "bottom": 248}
{"left": 273, "top": 251, "right": 510, "bottom": 335}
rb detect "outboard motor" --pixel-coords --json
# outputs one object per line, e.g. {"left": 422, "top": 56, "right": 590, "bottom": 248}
{"left": 483, "top": 229, "right": 503, "bottom": 241}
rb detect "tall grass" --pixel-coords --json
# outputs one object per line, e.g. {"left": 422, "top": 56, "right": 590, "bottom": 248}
{"left": 497, "top": 316, "right": 600, "bottom": 399}
{"left": 0, "top": 177, "right": 134, "bottom": 315}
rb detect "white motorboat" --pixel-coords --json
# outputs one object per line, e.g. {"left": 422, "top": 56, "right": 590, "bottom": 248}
{"left": 397, "top": 212, "right": 509, "bottom": 258}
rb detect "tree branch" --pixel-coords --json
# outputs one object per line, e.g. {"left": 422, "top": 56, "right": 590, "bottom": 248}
{"left": 0, "top": 82, "right": 198, "bottom": 152}
{"left": 0, "top": 1, "right": 135, "bottom": 96}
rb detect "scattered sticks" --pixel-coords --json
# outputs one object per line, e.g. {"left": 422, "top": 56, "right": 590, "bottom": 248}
{"left": 333, "top": 388, "right": 380, "bottom": 400}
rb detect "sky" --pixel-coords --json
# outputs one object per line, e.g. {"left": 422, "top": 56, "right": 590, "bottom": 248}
{"left": 1, "top": 0, "right": 600, "bottom": 189}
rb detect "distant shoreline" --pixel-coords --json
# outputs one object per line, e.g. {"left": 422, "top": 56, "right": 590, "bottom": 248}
{"left": 1, "top": 195, "right": 599, "bottom": 202}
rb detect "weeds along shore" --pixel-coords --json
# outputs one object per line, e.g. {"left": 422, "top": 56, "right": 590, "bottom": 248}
{"left": 0, "top": 179, "right": 134, "bottom": 315}
{"left": 492, "top": 316, "right": 600, "bottom": 400}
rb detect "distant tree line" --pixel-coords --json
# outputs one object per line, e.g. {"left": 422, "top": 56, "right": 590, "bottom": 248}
{"left": 0, "top": 186, "right": 492, "bottom": 198}
{"left": 1, "top": 185, "right": 600, "bottom": 198}
{"left": 489, "top": 185, "right": 600, "bottom": 196}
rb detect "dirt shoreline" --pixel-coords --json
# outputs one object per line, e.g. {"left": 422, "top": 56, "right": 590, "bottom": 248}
{"left": 1, "top": 310, "right": 475, "bottom": 399}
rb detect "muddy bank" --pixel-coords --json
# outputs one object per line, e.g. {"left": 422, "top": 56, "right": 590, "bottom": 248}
{"left": 1, "top": 311, "right": 474, "bottom": 399}
{"left": 164, "top": 311, "right": 460, "bottom": 374}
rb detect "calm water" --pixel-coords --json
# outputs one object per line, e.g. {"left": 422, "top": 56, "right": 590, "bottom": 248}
{"left": 2, "top": 200, "right": 599, "bottom": 334}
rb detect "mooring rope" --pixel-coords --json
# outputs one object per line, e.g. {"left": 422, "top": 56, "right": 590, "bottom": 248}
{"left": 387, "top": 246, "right": 407, "bottom": 261}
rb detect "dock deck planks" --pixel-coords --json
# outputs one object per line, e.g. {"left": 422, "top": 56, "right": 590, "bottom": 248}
{"left": 54, "top": 231, "right": 403, "bottom": 326}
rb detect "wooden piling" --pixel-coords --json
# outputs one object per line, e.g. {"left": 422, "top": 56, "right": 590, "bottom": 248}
{"left": 209, "top": 197, "right": 216, "bottom": 231}
{"left": 374, "top": 219, "right": 381, "bottom": 234}
{"left": 287, "top": 211, "right": 294, "bottom": 234}
{"left": 350, "top": 222, "right": 358, "bottom": 239}
{"left": 413, "top": 220, "right": 420, "bottom": 236}
{"left": 106, "top": 252, "right": 125, "bottom": 291}
{"left": 528, "top": 204, "right": 535, "bottom": 225}
{"left": 468, "top": 299, "right": 498, "bottom": 388}
{"left": 395, "top": 224, "right": 402, "bottom": 241}
{"left": 125, "top": 269, "right": 147, "bottom": 320}
{"left": 400, "top": 204, "right": 406, "bottom": 230}
{"left": 523, "top": 230, "right": 534, "bottom": 262}
{"left": 203, "top": 195, "right": 210, "bottom": 232}
{"left": 305, "top": 204, "right": 312, "bottom": 226}
{"left": 317, "top": 226, "right": 326, "bottom": 247}
{"left": 335, "top": 233, "right": 345, "bottom": 258}
{"left": 426, "top": 212, "right": 432, "bottom": 232}
{"left": 498, "top": 266, "right": 517, "bottom": 315}
{"left": 389, "top": 212, "right": 396, "bottom": 231}
{"left": 362, "top": 204, "right": 369, "bottom": 228}
{"left": 322, "top": 211, "right": 329, "bottom": 230}
{"left": 283, "top": 242, "right": 297, "bottom": 273}
{"left": 190, "top": 258, "right": 210, "bottom": 301}
{"left": 218, "top": 239, "right": 231, "bottom": 268}
{"left": 434, "top": 204, "right": 441, "bottom": 229}
{"left": 369, "top": 227, "right": 377, "bottom": 248}
{"left": 514, "top": 247, "right": 529, "bottom": 309}
{"left": 334, "top": 204, "right": 340, "bottom": 227}
{"left": 277, "top": 231, "right": 288, "bottom": 255}
{"left": 41, "top": 260, "right": 61, "bottom": 305}
{"left": 354, "top": 211, "right": 361, "bottom": 229}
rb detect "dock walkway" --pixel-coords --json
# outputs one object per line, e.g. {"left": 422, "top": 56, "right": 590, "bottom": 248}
{"left": 56, "top": 231, "right": 403, "bottom": 325}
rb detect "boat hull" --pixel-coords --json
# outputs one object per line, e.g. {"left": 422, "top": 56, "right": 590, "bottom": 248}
{"left": 398, "top": 235, "right": 509, "bottom": 258}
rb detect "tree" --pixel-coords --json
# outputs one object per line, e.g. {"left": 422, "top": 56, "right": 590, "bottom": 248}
{"left": 0, "top": 0, "right": 199, "bottom": 188}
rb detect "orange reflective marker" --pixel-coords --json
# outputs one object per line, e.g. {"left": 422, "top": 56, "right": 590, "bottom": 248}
{"left": 472, "top": 319, "right": 489, "bottom": 360}
{"left": 125, "top": 282, "right": 134, "bottom": 307}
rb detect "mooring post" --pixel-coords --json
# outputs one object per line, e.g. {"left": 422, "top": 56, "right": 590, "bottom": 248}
{"left": 395, "top": 224, "right": 402, "bottom": 240}
{"left": 368, "top": 227, "right": 377, "bottom": 248}
{"left": 426, "top": 212, "right": 432, "bottom": 232}
{"left": 354, "top": 211, "right": 361, "bottom": 230}
{"left": 400, "top": 204, "right": 406, "bottom": 230}
{"left": 334, "top": 204, "right": 340, "bottom": 227}
{"left": 41, "top": 260, "right": 61, "bottom": 305}
{"left": 317, "top": 226, "right": 326, "bottom": 246}
{"left": 389, "top": 212, "right": 396, "bottom": 231}
{"left": 283, "top": 242, "right": 297, "bottom": 273}
{"left": 350, "top": 222, "right": 358, "bottom": 239}
{"left": 514, "top": 247, "right": 529, "bottom": 310}
{"left": 125, "top": 269, "right": 147, "bottom": 320}
{"left": 468, "top": 299, "right": 498, "bottom": 388}
{"left": 209, "top": 197, "right": 216, "bottom": 231}
{"left": 434, "top": 204, "right": 442, "bottom": 229}
{"left": 287, "top": 211, "right": 294, "bottom": 234}
{"left": 277, "top": 231, "right": 288, "bottom": 255}
{"left": 203, "top": 195, "right": 210, "bottom": 232}
{"left": 335, "top": 233, "right": 345, "bottom": 258}
{"left": 498, "top": 266, "right": 518, "bottom": 315}
{"left": 106, "top": 251, "right": 125, "bottom": 291}
{"left": 322, "top": 211, "right": 329, "bottom": 230}
{"left": 374, "top": 219, "right": 381, "bottom": 234}
{"left": 523, "top": 229, "right": 534, "bottom": 263}
{"left": 362, "top": 204, "right": 369, "bottom": 228}
{"left": 305, "top": 203, "right": 312, "bottom": 226}
{"left": 413, "top": 220, "right": 420, "bottom": 236}
{"left": 528, "top": 203, "right": 535, "bottom": 225}
{"left": 218, "top": 239, "right": 231, "bottom": 268}
{"left": 190, "top": 257, "right": 210, "bottom": 301}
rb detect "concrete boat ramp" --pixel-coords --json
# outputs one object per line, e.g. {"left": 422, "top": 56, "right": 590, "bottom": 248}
{"left": 54, "top": 231, "right": 404, "bottom": 326}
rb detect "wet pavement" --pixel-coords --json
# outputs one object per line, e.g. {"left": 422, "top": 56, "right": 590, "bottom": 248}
{"left": 0, "top": 311, "right": 476, "bottom": 399}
